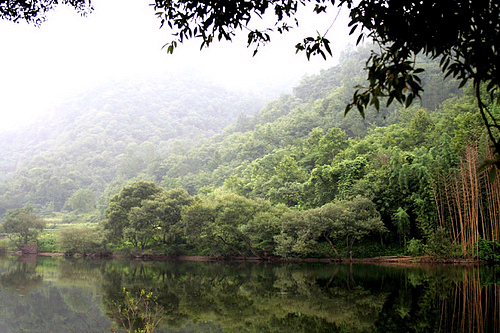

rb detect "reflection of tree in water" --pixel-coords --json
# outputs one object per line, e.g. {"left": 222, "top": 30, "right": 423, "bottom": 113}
{"left": 97, "top": 262, "right": 500, "bottom": 333}
{"left": 266, "top": 264, "right": 389, "bottom": 332}
{"left": 0, "top": 258, "right": 496, "bottom": 333}
{"left": 61, "top": 286, "right": 96, "bottom": 313}
{"left": 0, "top": 256, "right": 43, "bottom": 295}
{"left": 100, "top": 262, "right": 391, "bottom": 332}
{"left": 101, "top": 261, "right": 188, "bottom": 330}
{"left": 0, "top": 257, "right": 111, "bottom": 333}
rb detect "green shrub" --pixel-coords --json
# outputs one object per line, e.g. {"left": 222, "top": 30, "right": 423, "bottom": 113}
{"left": 335, "top": 240, "right": 401, "bottom": 258}
{"left": 109, "top": 289, "right": 164, "bottom": 333}
{"left": 477, "top": 238, "right": 500, "bottom": 262}
{"left": 110, "top": 242, "right": 140, "bottom": 257}
{"left": 61, "top": 213, "right": 81, "bottom": 224}
{"left": 38, "top": 234, "right": 58, "bottom": 252}
{"left": 406, "top": 238, "right": 426, "bottom": 256}
{"left": 426, "top": 227, "right": 460, "bottom": 258}
{"left": 312, "top": 242, "right": 338, "bottom": 258}
{"left": 58, "top": 227, "right": 108, "bottom": 256}
{"left": 0, "top": 238, "right": 9, "bottom": 254}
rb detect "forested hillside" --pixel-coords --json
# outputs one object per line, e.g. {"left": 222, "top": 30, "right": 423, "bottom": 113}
{"left": 2, "top": 46, "right": 499, "bottom": 260}
{"left": 155, "top": 48, "right": 461, "bottom": 195}
{"left": 0, "top": 72, "right": 265, "bottom": 213}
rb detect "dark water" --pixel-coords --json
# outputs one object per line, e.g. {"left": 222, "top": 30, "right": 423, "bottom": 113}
{"left": 0, "top": 256, "right": 498, "bottom": 333}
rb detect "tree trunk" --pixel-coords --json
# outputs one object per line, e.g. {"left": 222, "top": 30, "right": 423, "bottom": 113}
{"left": 349, "top": 238, "right": 355, "bottom": 262}
{"left": 324, "top": 234, "right": 340, "bottom": 259}
{"left": 243, "top": 238, "right": 262, "bottom": 259}
{"left": 217, "top": 236, "right": 244, "bottom": 257}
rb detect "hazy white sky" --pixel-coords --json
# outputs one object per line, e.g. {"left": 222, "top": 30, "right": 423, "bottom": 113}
{"left": 0, "top": 0, "right": 355, "bottom": 131}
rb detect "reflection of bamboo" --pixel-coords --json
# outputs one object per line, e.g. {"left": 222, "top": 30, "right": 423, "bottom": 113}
{"left": 440, "top": 268, "right": 483, "bottom": 332}
{"left": 493, "top": 275, "right": 498, "bottom": 329}
{"left": 472, "top": 269, "right": 483, "bottom": 331}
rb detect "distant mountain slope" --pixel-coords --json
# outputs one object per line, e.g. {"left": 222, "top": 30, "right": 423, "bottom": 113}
{"left": 0, "top": 72, "right": 266, "bottom": 212}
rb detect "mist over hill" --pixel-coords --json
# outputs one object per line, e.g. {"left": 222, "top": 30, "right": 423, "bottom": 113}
{"left": 0, "top": 71, "right": 267, "bottom": 212}
{"left": 0, "top": 46, "right": 462, "bottom": 215}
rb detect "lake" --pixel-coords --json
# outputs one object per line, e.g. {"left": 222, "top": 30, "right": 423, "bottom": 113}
{"left": 0, "top": 256, "right": 498, "bottom": 333}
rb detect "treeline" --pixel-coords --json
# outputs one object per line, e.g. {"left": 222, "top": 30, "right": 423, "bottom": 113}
{"left": 103, "top": 82, "right": 499, "bottom": 259}
{"left": 92, "top": 89, "right": 499, "bottom": 259}
{"left": 93, "top": 181, "right": 384, "bottom": 259}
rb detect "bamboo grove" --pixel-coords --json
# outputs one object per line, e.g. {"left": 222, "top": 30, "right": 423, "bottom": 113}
{"left": 433, "top": 144, "right": 500, "bottom": 257}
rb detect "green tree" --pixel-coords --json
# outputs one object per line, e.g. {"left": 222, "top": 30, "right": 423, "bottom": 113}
{"left": 1, "top": 206, "right": 46, "bottom": 249}
{"left": 240, "top": 206, "right": 288, "bottom": 258}
{"left": 274, "top": 209, "right": 318, "bottom": 258}
{"left": 103, "top": 181, "right": 163, "bottom": 244}
{"left": 208, "top": 194, "right": 261, "bottom": 257}
{"left": 314, "top": 128, "right": 349, "bottom": 166}
{"left": 322, "top": 197, "right": 387, "bottom": 261}
{"left": 124, "top": 203, "right": 159, "bottom": 250}
{"left": 143, "top": 188, "right": 194, "bottom": 247}
{"left": 180, "top": 198, "right": 217, "bottom": 254}
{"left": 104, "top": 181, "right": 194, "bottom": 251}
{"left": 274, "top": 155, "right": 305, "bottom": 183}
{"left": 185, "top": 194, "right": 280, "bottom": 257}
{"left": 393, "top": 207, "right": 410, "bottom": 245}
{"left": 67, "top": 188, "right": 96, "bottom": 213}
{"left": 305, "top": 155, "right": 367, "bottom": 207}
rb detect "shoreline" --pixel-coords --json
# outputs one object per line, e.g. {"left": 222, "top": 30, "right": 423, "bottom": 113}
{"left": 8, "top": 252, "right": 483, "bottom": 265}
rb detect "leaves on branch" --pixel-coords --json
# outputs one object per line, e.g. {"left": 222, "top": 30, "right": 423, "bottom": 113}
{"left": 153, "top": 0, "right": 338, "bottom": 56}
{"left": 0, "top": 0, "right": 93, "bottom": 25}
{"left": 295, "top": 33, "right": 332, "bottom": 60}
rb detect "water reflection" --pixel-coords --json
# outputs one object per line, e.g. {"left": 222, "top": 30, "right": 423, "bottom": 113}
{"left": 0, "top": 256, "right": 498, "bottom": 332}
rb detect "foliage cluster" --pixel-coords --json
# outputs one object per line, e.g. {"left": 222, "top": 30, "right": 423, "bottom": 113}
{"left": 99, "top": 181, "right": 388, "bottom": 259}
{"left": 58, "top": 227, "right": 108, "bottom": 257}
{"left": 477, "top": 238, "right": 500, "bottom": 262}
{"left": 109, "top": 289, "right": 164, "bottom": 333}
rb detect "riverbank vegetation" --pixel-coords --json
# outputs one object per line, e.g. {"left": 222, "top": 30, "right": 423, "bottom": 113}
{"left": 0, "top": 47, "right": 499, "bottom": 261}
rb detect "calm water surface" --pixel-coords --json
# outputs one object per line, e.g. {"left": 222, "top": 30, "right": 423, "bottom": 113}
{"left": 0, "top": 256, "right": 498, "bottom": 333}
